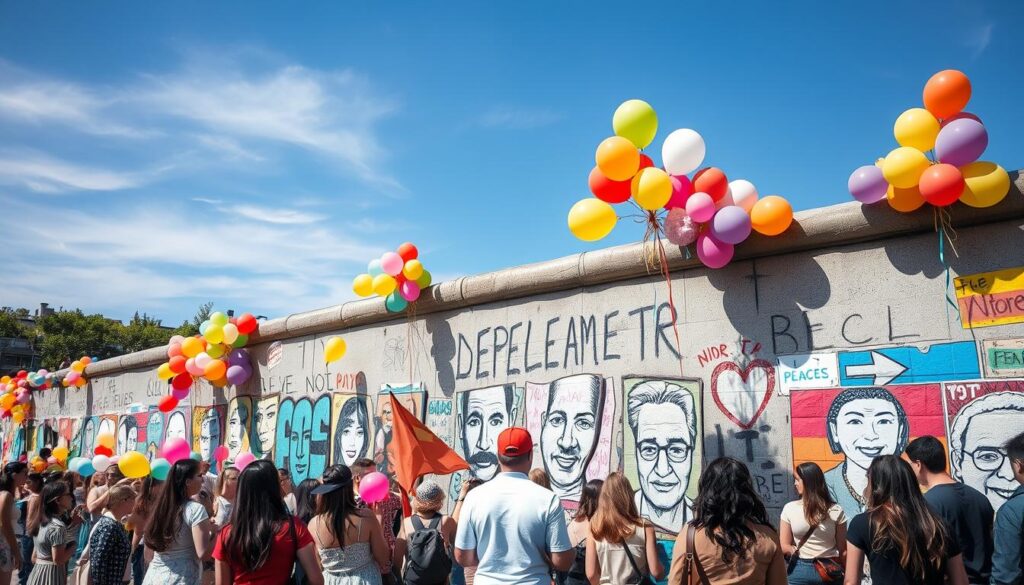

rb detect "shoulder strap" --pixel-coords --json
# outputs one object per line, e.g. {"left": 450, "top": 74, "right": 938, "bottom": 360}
{"left": 686, "top": 524, "right": 712, "bottom": 585}
{"left": 410, "top": 514, "right": 425, "bottom": 531}
{"left": 621, "top": 531, "right": 646, "bottom": 578}
{"left": 427, "top": 515, "right": 442, "bottom": 530}
{"left": 795, "top": 522, "right": 817, "bottom": 553}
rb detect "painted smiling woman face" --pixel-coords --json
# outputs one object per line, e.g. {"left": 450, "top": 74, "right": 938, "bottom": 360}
{"left": 833, "top": 398, "right": 903, "bottom": 471}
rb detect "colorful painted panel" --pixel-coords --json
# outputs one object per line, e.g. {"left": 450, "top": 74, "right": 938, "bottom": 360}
{"left": 331, "top": 393, "right": 371, "bottom": 467}
{"left": 274, "top": 394, "right": 331, "bottom": 483}
{"left": 374, "top": 383, "right": 426, "bottom": 477}
{"left": 192, "top": 405, "right": 225, "bottom": 469}
{"left": 623, "top": 377, "right": 702, "bottom": 536}
{"left": 225, "top": 397, "right": 253, "bottom": 462}
{"left": 943, "top": 380, "right": 1024, "bottom": 512}
{"left": 251, "top": 395, "right": 279, "bottom": 460}
{"left": 791, "top": 384, "right": 945, "bottom": 520}
{"left": 117, "top": 412, "right": 151, "bottom": 455}
{"left": 453, "top": 384, "right": 523, "bottom": 483}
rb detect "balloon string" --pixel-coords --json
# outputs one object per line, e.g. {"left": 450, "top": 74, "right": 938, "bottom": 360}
{"left": 643, "top": 212, "right": 685, "bottom": 378}
{"left": 934, "top": 208, "right": 961, "bottom": 322}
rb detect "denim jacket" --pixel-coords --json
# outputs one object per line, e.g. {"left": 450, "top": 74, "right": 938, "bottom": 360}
{"left": 992, "top": 485, "right": 1024, "bottom": 585}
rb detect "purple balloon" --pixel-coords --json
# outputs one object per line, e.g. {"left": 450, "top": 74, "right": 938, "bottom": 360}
{"left": 935, "top": 118, "right": 988, "bottom": 167}
{"left": 226, "top": 365, "right": 250, "bottom": 386}
{"left": 847, "top": 165, "right": 888, "bottom": 204}
{"left": 227, "top": 349, "right": 249, "bottom": 367}
{"left": 708, "top": 205, "right": 752, "bottom": 245}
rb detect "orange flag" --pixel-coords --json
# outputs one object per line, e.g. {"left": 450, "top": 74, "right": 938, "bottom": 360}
{"left": 386, "top": 392, "right": 469, "bottom": 497}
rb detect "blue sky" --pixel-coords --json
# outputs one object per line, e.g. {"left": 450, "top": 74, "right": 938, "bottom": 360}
{"left": 1, "top": 1, "right": 1020, "bottom": 324}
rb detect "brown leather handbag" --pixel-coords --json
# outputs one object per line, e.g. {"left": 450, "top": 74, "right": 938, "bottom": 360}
{"left": 680, "top": 524, "right": 711, "bottom": 585}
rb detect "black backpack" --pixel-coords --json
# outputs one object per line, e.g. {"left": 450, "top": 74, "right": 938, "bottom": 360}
{"left": 403, "top": 515, "right": 451, "bottom": 585}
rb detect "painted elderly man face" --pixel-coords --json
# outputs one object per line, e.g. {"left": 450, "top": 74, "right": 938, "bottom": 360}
{"left": 200, "top": 410, "right": 221, "bottom": 461}
{"left": 541, "top": 375, "right": 601, "bottom": 491}
{"left": 635, "top": 400, "right": 693, "bottom": 511}
{"left": 831, "top": 398, "right": 902, "bottom": 471}
{"left": 957, "top": 410, "right": 1020, "bottom": 509}
{"left": 460, "top": 386, "right": 516, "bottom": 482}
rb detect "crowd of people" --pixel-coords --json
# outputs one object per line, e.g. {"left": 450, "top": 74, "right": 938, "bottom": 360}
{"left": 0, "top": 426, "right": 1020, "bottom": 585}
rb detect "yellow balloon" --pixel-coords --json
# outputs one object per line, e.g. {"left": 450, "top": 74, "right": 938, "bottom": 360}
{"left": 402, "top": 259, "right": 424, "bottom": 281}
{"left": 352, "top": 273, "right": 374, "bottom": 297}
{"left": 595, "top": 136, "right": 640, "bottom": 181}
{"left": 0, "top": 376, "right": 10, "bottom": 384}
{"left": 157, "top": 363, "right": 174, "bottom": 380}
{"left": 324, "top": 336, "right": 347, "bottom": 363}
{"left": 372, "top": 274, "right": 397, "bottom": 297}
{"left": 886, "top": 184, "right": 926, "bottom": 213}
{"left": 631, "top": 167, "right": 672, "bottom": 210}
{"left": 893, "top": 108, "right": 940, "bottom": 151}
{"left": 568, "top": 198, "right": 618, "bottom": 242}
{"left": 181, "top": 337, "right": 204, "bottom": 358}
{"left": 12, "top": 411, "right": 24, "bottom": 424}
{"left": 71, "top": 361, "right": 84, "bottom": 373}
{"left": 959, "top": 161, "right": 1011, "bottom": 208}
{"left": 52, "top": 446, "right": 69, "bottom": 461}
{"left": 0, "top": 394, "right": 14, "bottom": 410}
{"left": 118, "top": 451, "right": 150, "bottom": 479}
{"left": 612, "top": 99, "right": 658, "bottom": 149}
{"left": 204, "top": 324, "right": 224, "bottom": 345}
{"left": 97, "top": 432, "right": 115, "bottom": 449}
{"left": 882, "top": 147, "right": 931, "bottom": 189}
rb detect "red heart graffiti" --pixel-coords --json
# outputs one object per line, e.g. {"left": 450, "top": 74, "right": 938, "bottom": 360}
{"left": 710, "top": 359, "right": 776, "bottom": 430}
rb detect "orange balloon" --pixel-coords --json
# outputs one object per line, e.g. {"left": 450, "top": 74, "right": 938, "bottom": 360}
{"left": 595, "top": 136, "right": 640, "bottom": 182}
{"left": 886, "top": 184, "right": 926, "bottom": 213}
{"left": 749, "top": 196, "right": 793, "bottom": 236}
{"left": 203, "top": 359, "right": 227, "bottom": 381}
{"left": 923, "top": 70, "right": 971, "bottom": 119}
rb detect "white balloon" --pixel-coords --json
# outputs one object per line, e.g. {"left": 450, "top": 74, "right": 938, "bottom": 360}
{"left": 92, "top": 454, "right": 111, "bottom": 472}
{"left": 662, "top": 129, "right": 706, "bottom": 176}
{"left": 728, "top": 179, "right": 759, "bottom": 213}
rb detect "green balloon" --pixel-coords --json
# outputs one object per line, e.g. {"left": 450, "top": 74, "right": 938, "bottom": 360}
{"left": 612, "top": 99, "right": 658, "bottom": 149}
{"left": 385, "top": 292, "right": 408, "bottom": 313}
{"left": 151, "top": 458, "right": 171, "bottom": 480}
{"left": 415, "top": 270, "right": 432, "bottom": 288}
{"left": 232, "top": 334, "right": 249, "bottom": 348}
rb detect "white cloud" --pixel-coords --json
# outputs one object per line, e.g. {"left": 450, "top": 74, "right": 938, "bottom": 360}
{"left": 477, "top": 106, "right": 561, "bottom": 129}
{"left": 0, "top": 152, "right": 148, "bottom": 193}
{"left": 192, "top": 198, "right": 327, "bottom": 225}
{"left": 965, "top": 23, "right": 994, "bottom": 59}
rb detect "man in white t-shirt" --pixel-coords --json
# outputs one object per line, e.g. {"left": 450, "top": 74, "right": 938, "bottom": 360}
{"left": 454, "top": 427, "right": 573, "bottom": 585}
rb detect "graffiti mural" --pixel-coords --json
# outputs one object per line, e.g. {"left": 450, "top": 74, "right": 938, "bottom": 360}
{"left": 524, "top": 374, "right": 617, "bottom": 506}
{"left": 711, "top": 359, "right": 775, "bottom": 430}
{"left": 944, "top": 380, "right": 1024, "bottom": 511}
{"left": 455, "top": 384, "right": 523, "bottom": 483}
{"left": 252, "top": 395, "right": 279, "bottom": 460}
{"left": 192, "top": 406, "right": 225, "bottom": 470}
{"left": 275, "top": 395, "right": 331, "bottom": 483}
{"left": 165, "top": 407, "right": 190, "bottom": 445}
{"left": 226, "top": 397, "right": 252, "bottom": 461}
{"left": 791, "top": 384, "right": 944, "bottom": 520}
{"left": 33, "top": 419, "right": 58, "bottom": 452}
{"left": 331, "top": 394, "right": 370, "bottom": 467}
{"left": 142, "top": 409, "right": 164, "bottom": 460}
{"left": 57, "top": 419, "right": 74, "bottom": 449}
{"left": 623, "top": 377, "right": 702, "bottom": 535}
{"left": 375, "top": 384, "right": 426, "bottom": 476}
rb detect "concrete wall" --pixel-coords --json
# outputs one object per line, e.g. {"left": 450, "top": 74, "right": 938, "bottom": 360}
{"left": 10, "top": 175, "right": 1024, "bottom": 540}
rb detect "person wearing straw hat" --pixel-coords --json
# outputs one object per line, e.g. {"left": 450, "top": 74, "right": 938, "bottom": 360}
{"left": 395, "top": 480, "right": 456, "bottom": 584}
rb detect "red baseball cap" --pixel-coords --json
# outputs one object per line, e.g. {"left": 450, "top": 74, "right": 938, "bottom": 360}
{"left": 498, "top": 427, "right": 533, "bottom": 456}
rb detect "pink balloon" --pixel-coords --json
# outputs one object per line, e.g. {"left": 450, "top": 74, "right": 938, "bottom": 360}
{"left": 194, "top": 352, "right": 212, "bottom": 369}
{"left": 185, "top": 358, "right": 204, "bottom": 376}
{"left": 696, "top": 233, "right": 734, "bottom": 269}
{"left": 66, "top": 371, "right": 81, "bottom": 383}
{"left": 214, "top": 445, "right": 229, "bottom": 463}
{"left": 171, "top": 386, "right": 191, "bottom": 401}
{"left": 161, "top": 437, "right": 191, "bottom": 464}
{"left": 234, "top": 451, "right": 256, "bottom": 470}
{"left": 399, "top": 280, "right": 421, "bottom": 302}
{"left": 359, "top": 471, "right": 390, "bottom": 503}
{"left": 381, "top": 252, "right": 404, "bottom": 276}
{"left": 685, "top": 192, "right": 716, "bottom": 223}
{"left": 665, "top": 174, "right": 694, "bottom": 210}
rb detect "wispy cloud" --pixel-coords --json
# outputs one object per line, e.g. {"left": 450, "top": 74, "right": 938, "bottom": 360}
{"left": 964, "top": 23, "right": 994, "bottom": 60}
{"left": 193, "top": 197, "right": 326, "bottom": 225}
{"left": 0, "top": 152, "right": 151, "bottom": 193}
{"left": 477, "top": 105, "right": 561, "bottom": 129}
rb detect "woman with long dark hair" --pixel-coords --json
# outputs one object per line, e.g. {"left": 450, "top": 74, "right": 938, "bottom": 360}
{"left": 843, "top": 455, "right": 968, "bottom": 585}
{"left": 781, "top": 462, "right": 847, "bottom": 585}
{"left": 141, "top": 459, "right": 210, "bottom": 585}
{"left": 333, "top": 398, "right": 369, "bottom": 467}
{"left": 586, "top": 473, "right": 663, "bottom": 584}
{"left": 564, "top": 479, "right": 602, "bottom": 585}
{"left": 295, "top": 479, "right": 320, "bottom": 525}
{"left": 212, "top": 460, "right": 322, "bottom": 585}
{"left": 26, "top": 480, "right": 75, "bottom": 585}
{"left": 668, "top": 457, "right": 786, "bottom": 585}
{"left": 1, "top": 462, "right": 28, "bottom": 585}
{"left": 308, "top": 465, "right": 388, "bottom": 584}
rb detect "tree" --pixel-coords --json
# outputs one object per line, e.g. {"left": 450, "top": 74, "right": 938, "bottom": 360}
{"left": 0, "top": 308, "right": 29, "bottom": 339}
{"left": 119, "top": 312, "right": 175, "bottom": 354}
{"left": 34, "top": 310, "right": 123, "bottom": 370}
{"left": 173, "top": 301, "right": 214, "bottom": 337}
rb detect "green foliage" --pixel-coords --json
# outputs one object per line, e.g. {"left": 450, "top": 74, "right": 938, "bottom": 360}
{"left": 0, "top": 308, "right": 29, "bottom": 339}
{"left": 118, "top": 312, "right": 174, "bottom": 354}
{"left": 34, "top": 310, "right": 123, "bottom": 369}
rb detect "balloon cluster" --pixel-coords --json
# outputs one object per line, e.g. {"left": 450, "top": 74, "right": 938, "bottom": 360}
{"left": 62, "top": 356, "right": 94, "bottom": 388}
{"left": 351, "top": 243, "right": 432, "bottom": 312}
{"left": 24, "top": 446, "right": 70, "bottom": 472}
{"left": 568, "top": 100, "right": 794, "bottom": 269}
{"left": 0, "top": 369, "right": 48, "bottom": 423}
{"left": 155, "top": 311, "right": 259, "bottom": 412}
{"left": 848, "top": 70, "right": 1011, "bottom": 211}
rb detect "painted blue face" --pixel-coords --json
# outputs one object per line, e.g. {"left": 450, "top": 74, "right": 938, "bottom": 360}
{"left": 147, "top": 412, "right": 164, "bottom": 451}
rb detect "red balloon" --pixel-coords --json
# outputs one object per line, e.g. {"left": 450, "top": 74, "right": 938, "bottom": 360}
{"left": 940, "top": 111, "right": 981, "bottom": 128}
{"left": 214, "top": 445, "right": 229, "bottom": 462}
{"left": 171, "top": 372, "right": 193, "bottom": 391}
{"left": 588, "top": 166, "right": 631, "bottom": 204}
{"left": 16, "top": 371, "right": 27, "bottom": 379}
{"left": 94, "top": 445, "right": 113, "bottom": 457}
{"left": 638, "top": 153, "right": 654, "bottom": 171}
{"left": 397, "top": 242, "right": 419, "bottom": 262}
{"left": 919, "top": 163, "right": 965, "bottom": 207}
{"left": 168, "top": 355, "right": 187, "bottom": 374}
{"left": 235, "top": 313, "right": 258, "bottom": 335}
{"left": 158, "top": 395, "right": 179, "bottom": 413}
{"left": 692, "top": 167, "right": 729, "bottom": 201}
